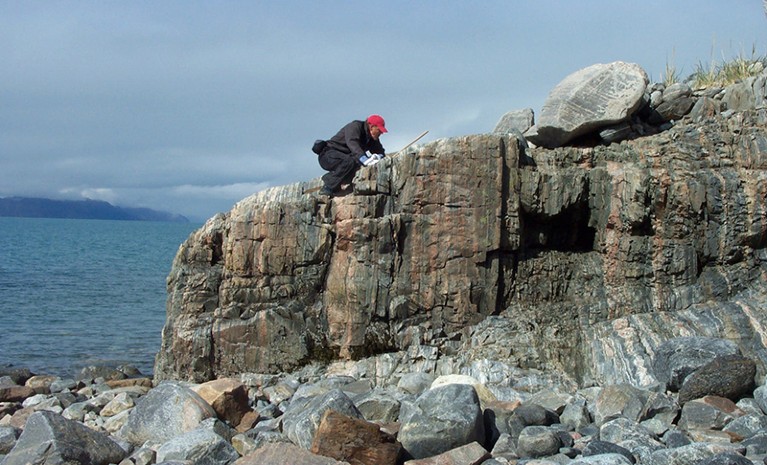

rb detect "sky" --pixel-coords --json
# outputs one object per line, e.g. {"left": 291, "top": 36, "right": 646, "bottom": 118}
{"left": 2, "top": 1, "right": 767, "bottom": 222}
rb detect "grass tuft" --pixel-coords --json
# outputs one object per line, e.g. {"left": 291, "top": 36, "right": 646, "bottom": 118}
{"left": 689, "top": 46, "right": 767, "bottom": 89}
{"left": 662, "top": 50, "right": 680, "bottom": 86}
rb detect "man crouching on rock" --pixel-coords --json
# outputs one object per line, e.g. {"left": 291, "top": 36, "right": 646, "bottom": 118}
{"left": 316, "top": 114, "right": 387, "bottom": 197}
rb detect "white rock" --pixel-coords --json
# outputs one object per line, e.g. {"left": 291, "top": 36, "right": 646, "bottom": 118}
{"left": 101, "top": 392, "right": 135, "bottom": 417}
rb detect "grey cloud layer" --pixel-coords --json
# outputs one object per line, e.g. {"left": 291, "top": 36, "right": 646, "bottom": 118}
{"left": 2, "top": 1, "right": 766, "bottom": 220}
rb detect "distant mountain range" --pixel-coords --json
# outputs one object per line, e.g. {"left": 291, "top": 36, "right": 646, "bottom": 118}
{"left": 0, "top": 197, "right": 189, "bottom": 223}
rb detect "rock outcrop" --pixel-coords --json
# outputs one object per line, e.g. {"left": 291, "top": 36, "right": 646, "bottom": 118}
{"left": 155, "top": 64, "right": 767, "bottom": 398}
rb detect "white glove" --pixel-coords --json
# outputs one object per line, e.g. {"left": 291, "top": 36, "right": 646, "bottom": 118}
{"left": 363, "top": 153, "right": 383, "bottom": 166}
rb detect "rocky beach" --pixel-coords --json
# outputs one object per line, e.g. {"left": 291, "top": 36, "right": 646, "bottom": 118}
{"left": 2, "top": 60, "right": 767, "bottom": 464}
{"left": 3, "top": 334, "right": 767, "bottom": 465}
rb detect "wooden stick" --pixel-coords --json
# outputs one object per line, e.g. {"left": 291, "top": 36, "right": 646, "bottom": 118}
{"left": 392, "top": 130, "right": 429, "bottom": 155}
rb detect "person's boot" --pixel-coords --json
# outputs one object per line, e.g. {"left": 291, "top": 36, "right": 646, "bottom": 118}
{"left": 319, "top": 185, "right": 334, "bottom": 196}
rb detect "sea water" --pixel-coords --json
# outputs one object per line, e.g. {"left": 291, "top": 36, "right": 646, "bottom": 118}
{"left": 0, "top": 217, "right": 201, "bottom": 377}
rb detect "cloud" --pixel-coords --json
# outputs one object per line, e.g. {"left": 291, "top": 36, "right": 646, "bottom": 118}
{"left": 81, "top": 183, "right": 273, "bottom": 223}
{"left": 171, "top": 182, "right": 271, "bottom": 200}
{"left": 2, "top": 2, "right": 767, "bottom": 221}
{"left": 60, "top": 187, "right": 118, "bottom": 204}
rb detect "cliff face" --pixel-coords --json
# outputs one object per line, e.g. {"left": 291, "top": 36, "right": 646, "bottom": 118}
{"left": 155, "top": 109, "right": 767, "bottom": 389}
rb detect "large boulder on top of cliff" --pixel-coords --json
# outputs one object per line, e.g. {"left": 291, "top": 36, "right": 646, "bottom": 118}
{"left": 528, "top": 61, "right": 648, "bottom": 148}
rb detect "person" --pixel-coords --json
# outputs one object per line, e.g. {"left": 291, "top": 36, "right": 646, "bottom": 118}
{"left": 316, "top": 114, "right": 387, "bottom": 196}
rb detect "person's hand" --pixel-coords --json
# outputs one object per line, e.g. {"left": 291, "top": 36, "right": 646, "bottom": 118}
{"left": 363, "top": 154, "right": 382, "bottom": 166}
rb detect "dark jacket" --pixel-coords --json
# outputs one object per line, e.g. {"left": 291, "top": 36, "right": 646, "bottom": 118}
{"left": 325, "top": 120, "right": 385, "bottom": 157}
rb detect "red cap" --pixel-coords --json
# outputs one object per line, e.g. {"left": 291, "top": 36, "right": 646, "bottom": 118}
{"left": 367, "top": 114, "right": 387, "bottom": 133}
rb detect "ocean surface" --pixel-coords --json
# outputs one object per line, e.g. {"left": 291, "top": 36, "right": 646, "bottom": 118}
{"left": 0, "top": 217, "right": 201, "bottom": 377}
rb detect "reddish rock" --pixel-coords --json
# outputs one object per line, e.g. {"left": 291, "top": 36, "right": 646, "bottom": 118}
{"left": 0, "top": 385, "right": 36, "bottom": 402}
{"left": 191, "top": 378, "right": 250, "bottom": 427}
{"left": 7, "top": 407, "right": 34, "bottom": 429}
{"left": 234, "top": 442, "right": 347, "bottom": 465}
{"left": 377, "top": 422, "right": 400, "bottom": 437}
{"left": 236, "top": 410, "right": 260, "bottom": 433}
{"left": 105, "top": 377, "right": 153, "bottom": 389}
{"left": 485, "top": 399, "right": 522, "bottom": 412}
{"left": 484, "top": 399, "right": 523, "bottom": 445}
{"left": 698, "top": 396, "right": 745, "bottom": 416}
{"left": 24, "top": 375, "right": 57, "bottom": 394}
{"left": 311, "top": 410, "right": 401, "bottom": 465}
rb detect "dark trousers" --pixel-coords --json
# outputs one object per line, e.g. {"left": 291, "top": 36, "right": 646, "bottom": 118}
{"left": 318, "top": 149, "right": 359, "bottom": 191}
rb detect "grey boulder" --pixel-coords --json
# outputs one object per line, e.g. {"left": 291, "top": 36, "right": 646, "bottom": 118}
{"left": 155, "top": 428, "right": 239, "bottom": 465}
{"left": 560, "top": 397, "right": 591, "bottom": 431}
{"left": 689, "top": 96, "right": 722, "bottom": 122}
{"left": 352, "top": 388, "right": 402, "bottom": 423}
{"left": 652, "top": 337, "right": 741, "bottom": 391}
{"left": 723, "top": 413, "right": 767, "bottom": 440}
{"left": 497, "top": 402, "right": 560, "bottom": 451}
{"left": 643, "top": 442, "right": 745, "bottom": 465}
{"left": 280, "top": 388, "right": 362, "bottom": 450}
{"left": 396, "top": 372, "right": 434, "bottom": 396}
{"left": 593, "top": 383, "right": 651, "bottom": 426}
{"left": 647, "top": 82, "right": 694, "bottom": 125}
{"left": 570, "top": 453, "right": 634, "bottom": 465}
{"left": 598, "top": 417, "right": 662, "bottom": 454}
{"left": 677, "top": 354, "right": 756, "bottom": 404}
{"left": 722, "top": 70, "right": 767, "bottom": 111}
{"left": 649, "top": 97, "right": 694, "bottom": 124}
{"left": 116, "top": 381, "right": 217, "bottom": 446}
{"left": 516, "top": 425, "right": 561, "bottom": 458}
{"left": 677, "top": 396, "right": 741, "bottom": 431}
{"left": 493, "top": 108, "right": 535, "bottom": 134}
{"left": 232, "top": 442, "right": 347, "bottom": 464}
{"left": 753, "top": 384, "right": 767, "bottom": 414}
{"left": 695, "top": 453, "right": 753, "bottom": 465}
{"left": 398, "top": 383, "right": 484, "bottom": 460}
{"left": 741, "top": 432, "right": 767, "bottom": 456}
{"left": 582, "top": 440, "right": 636, "bottom": 463}
{"left": 529, "top": 61, "right": 648, "bottom": 148}
{"left": 0, "top": 425, "right": 19, "bottom": 454}
{"left": 2, "top": 410, "right": 126, "bottom": 465}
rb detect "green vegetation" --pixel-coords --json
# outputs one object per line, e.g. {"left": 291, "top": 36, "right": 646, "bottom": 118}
{"left": 690, "top": 50, "right": 766, "bottom": 88}
{"left": 661, "top": 50, "right": 681, "bottom": 87}
{"left": 661, "top": 45, "right": 766, "bottom": 89}
{"left": 662, "top": 60, "right": 681, "bottom": 87}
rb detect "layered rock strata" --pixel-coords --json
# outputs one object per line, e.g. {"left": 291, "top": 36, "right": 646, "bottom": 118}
{"left": 155, "top": 106, "right": 767, "bottom": 387}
